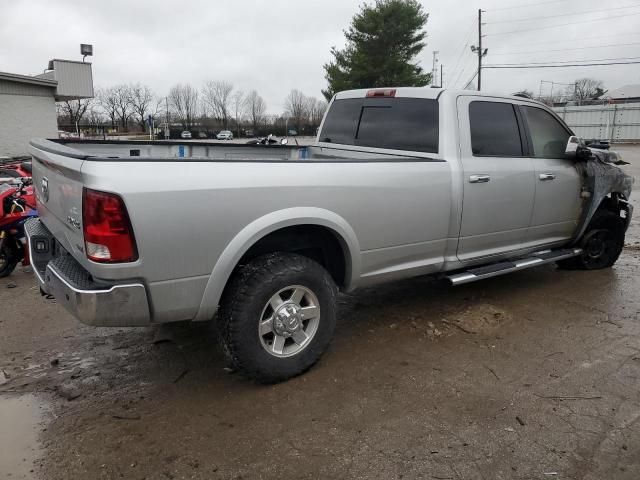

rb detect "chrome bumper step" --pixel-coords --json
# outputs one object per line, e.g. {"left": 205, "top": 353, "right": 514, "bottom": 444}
{"left": 447, "top": 248, "right": 582, "bottom": 286}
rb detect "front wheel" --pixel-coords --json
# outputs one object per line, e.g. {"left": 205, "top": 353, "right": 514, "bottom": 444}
{"left": 557, "top": 210, "right": 625, "bottom": 270}
{"left": 0, "top": 241, "right": 19, "bottom": 278}
{"left": 218, "top": 253, "right": 337, "bottom": 383}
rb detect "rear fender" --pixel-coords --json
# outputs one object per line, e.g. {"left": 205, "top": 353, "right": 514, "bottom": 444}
{"left": 193, "top": 207, "right": 360, "bottom": 322}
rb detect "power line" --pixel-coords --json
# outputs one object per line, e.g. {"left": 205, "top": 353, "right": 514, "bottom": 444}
{"left": 483, "top": 61, "right": 640, "bottom": 69}
{"left": 454, "top": 59, "right": 476, "bottom": 89}
{"left": 447, "top": 20, "right": 476, "bottom": 89}
{"left": 463, "top": 70, "right": 479, "bottom": 89}
{"left": 488, "top": 55, "right": 640, "bottom": 66}
{"left": 486, "top": 3, "right": 640, "bottom": 24}
{"left": 489, "top": 31, "right": 640, "bottom": 50}
{"left": 490, "top": 41, "right": 640, "bottom": 56}
{"left": 486, "top": 11, "right": 640, "bottom": 36}
{"left": 487, "top": 0, "right": 572, "bottom": 11}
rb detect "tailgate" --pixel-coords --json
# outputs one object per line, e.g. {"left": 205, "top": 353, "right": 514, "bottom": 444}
{"left": 28, "top": 139, "right": 88, "bottom": 261}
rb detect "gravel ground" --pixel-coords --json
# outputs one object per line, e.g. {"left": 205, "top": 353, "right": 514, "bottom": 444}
{"left": 1, "top": 145, "right": 639, "bottom": 480}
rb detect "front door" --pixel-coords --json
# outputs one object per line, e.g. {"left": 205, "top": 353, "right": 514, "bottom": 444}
{"left": 519, "top": 105, "right": 582, "bottom": 246}
{"left": 456, "top": 97, "right": 536, "bottom": 261}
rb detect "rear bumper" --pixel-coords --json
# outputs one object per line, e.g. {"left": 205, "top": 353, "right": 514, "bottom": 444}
{"left": 25, "top": 218, "right": 151, "bottom": 327}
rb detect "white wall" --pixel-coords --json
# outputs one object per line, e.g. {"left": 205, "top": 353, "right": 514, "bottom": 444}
{"left": 0, "top": 93, "right": 58, "bottom": 158}
{"left": 553, "top": 103, "right": 640, "bottom": 142}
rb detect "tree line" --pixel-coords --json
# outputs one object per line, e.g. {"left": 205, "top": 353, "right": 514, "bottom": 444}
{"left": 57, "top": 82, "right": 328, "bottom": 137}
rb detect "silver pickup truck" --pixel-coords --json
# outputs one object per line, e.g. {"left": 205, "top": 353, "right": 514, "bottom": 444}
{"left": 26, "top": 87, "right": 633, "bottom": 382}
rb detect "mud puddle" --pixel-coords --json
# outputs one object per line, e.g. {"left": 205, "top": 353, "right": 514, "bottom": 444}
{"left": 0, "top": 394, "right": 49, "bottom": 479}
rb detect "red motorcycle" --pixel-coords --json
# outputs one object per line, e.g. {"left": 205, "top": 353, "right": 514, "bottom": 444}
{"left": 0, "top": 178, "right": 37, "bottom": 277}
{"left": 0, "top": 160, "right": 32, "bottom": 184}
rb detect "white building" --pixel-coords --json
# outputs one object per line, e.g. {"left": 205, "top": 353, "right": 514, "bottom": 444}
{"left": 0, "top": 59, "right": 93, "bottom": 158}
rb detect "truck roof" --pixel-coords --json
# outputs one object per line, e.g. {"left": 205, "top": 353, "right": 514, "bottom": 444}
{"left": 335, "top": 86, "right": 543, "bottom": 105}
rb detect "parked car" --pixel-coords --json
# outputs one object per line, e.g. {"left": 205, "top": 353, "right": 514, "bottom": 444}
{"left": 180, "top": 131, "right": 192, "bottom": 139}
{"left": 26, "top": 87, "right": 633, "bottom": 383}
{"left": 216, "top": 130, "right": 233, "bottom": 140}
{"left": 244, "top": 129, "right": 255, "bottom": 137}
{"left": 197, "top": 131, "right": 208, "bottom": 139}
{"left": 287, "top": 129, "right": 298, "bottom": 136}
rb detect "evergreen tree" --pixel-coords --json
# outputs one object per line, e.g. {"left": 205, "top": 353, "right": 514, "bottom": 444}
{"left": 323, "top": 0, "right": 431, "bottom": 100}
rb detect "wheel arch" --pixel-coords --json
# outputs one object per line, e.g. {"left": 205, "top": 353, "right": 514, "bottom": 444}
{"left": 193, "top": 207, "right": 361, "bottom": 321}
{"left": 573, "top": 190, "right": 632, "bottom": 244}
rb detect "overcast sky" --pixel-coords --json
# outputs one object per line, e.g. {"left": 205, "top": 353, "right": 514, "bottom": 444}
{"left": 2, "top": 0, "right": 640, "bottom": 113}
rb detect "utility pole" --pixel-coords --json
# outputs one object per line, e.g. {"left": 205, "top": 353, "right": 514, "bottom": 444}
{"left": 165, "top": 97, "right": 170, "bottom": 140}
{"left": 478, "top": 9, "right": 483, "bottom": 90}
{"left": 440, "top": 64, "right": 443, "bottom": 88}
{"left": 431, "top": 51, "right": 439, "bottom": 86}
{"left": 471, "top": 9, "right": 487, "bottom": 91}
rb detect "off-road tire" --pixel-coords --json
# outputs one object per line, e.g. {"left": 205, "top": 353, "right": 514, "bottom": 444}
{"left": 0, "top": 242, "right": 19, "bottom": 278}
{"left": 557, "top": 210, "right": 625, "bottom": 270}
{"left": 218, "top": 252, "right": 337, "bottom": 383}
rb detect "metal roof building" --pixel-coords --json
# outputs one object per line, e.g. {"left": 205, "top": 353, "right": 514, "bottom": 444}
{"left": 0, "top": 60, "right": 93, "bottom": 159}
{"left": 601, "top": 84, "right": 640, "bottom": 103}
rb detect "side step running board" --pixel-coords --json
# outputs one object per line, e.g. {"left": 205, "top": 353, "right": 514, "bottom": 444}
{"left": 447, "top": 248, "right": 582, "bottom": 286}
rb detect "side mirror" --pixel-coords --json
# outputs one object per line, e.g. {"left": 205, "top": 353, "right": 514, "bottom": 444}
{"left": 565, "top": 136, "right": 580, "bottom": 157}
{"left": 565, "top": 136, "right": 591, "bottom": 160}
{"left": 280, "top": 138, "right": 288, "bottom": 145}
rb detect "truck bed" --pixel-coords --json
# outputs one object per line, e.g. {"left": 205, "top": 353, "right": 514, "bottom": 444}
{"left": 28, "top": 138, "right": 452, "bottom": 324}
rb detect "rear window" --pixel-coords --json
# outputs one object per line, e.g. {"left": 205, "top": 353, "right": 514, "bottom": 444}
{"left": 319, "top": 97, "right": 439, "bottom": 153}
{"left": 318, "top": 99, "right": 362, "bottom": 146}
{"left": 469, "top": 101, "right": 523, "bottom": 157}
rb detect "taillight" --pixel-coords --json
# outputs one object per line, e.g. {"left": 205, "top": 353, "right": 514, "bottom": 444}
{"left": 82, "top": 188, "right": 138, "bottom": 263}
{"left": 366, "top": 88, "right": 396, "bottom": 98}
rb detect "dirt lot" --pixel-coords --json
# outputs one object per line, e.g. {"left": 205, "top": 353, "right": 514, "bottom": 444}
{"left": 2, "top": 146, "right": 640, "bottom": 480}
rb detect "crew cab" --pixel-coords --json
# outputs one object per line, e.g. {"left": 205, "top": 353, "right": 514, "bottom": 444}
{"left": 25, "top": 87, "right": 633, "bottom": 382}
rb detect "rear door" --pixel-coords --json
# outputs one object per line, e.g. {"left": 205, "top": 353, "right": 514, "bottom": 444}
{"left": 456, "top": 97, "right": 536, "bottom": 261}
{"left": 519, "top": 105, "right": 582, "bottom": 245}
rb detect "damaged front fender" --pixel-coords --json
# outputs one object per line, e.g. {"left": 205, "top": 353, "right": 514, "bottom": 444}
{"left": 572, "top": 149, "right": 634, "bottom": 243}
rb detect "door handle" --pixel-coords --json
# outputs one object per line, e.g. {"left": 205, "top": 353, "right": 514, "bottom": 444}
{"left": 539, "top": 173, "right": 556, "bottom": 181}
{"left": 469, "top": 174, "right": 491, "bottom": 183}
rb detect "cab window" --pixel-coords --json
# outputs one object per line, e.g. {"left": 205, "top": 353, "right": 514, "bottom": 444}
{"left": 469, "top": 101, "right": 524, "bottom": 157}
{"left": 521, "top": 106, "right": 571, "bottom": 159}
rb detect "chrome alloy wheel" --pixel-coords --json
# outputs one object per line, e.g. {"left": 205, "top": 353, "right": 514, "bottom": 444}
{"left": 258, "top": 285, "right": 321, "bottom": 358}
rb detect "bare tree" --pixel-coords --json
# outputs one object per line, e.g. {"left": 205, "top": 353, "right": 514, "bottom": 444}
{"left": 97, "top": 86, "right": 119, "bottom": 128}
{"left": 307, "top": 98, "right": 328, "bottom": 128}
{"left": 112, "top": 84, "right": 133, "bottom": 129}
{"left": 569, "top": 78, "right": 605, "bottom": 105}
{"left": 130, "top": 83, "right": 155, "bottom": 130}
{"left": 244, "top": 90, "right": 267, "bottom": 132}
{"left": 232, "top": 90, "right": 244, "bottom": 137}
{"left": 284, "top": 89, "right": 310, "bottom": 131}
{"left": 202, "top": 80, "right": 234, "bottom": 129}
{"left": 169, "top": 83, "right": 199, "bottom": 129}
{"left": 57, "top": 98, "right": 93, "bottom": 127}
{"left": 85, "top": 104, "right": 105, "bottom": 126}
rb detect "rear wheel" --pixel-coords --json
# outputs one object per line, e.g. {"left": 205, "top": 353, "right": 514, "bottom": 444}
{"left": 218, "top": 252, "right": 337, "bottom": 383}
{"left": 557, "top": 210, "right": 625, "bottom": 270}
